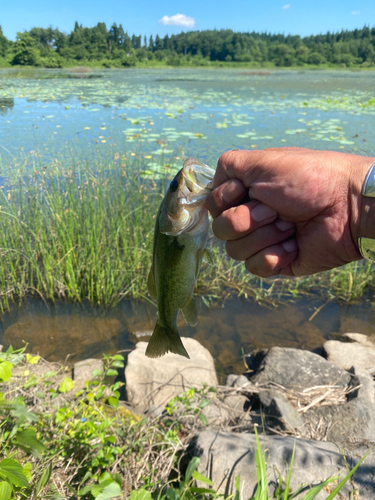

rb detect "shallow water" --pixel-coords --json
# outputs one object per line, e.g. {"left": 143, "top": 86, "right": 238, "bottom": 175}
{"left": 1, "top": 297, "right": 374, "bottom": 378}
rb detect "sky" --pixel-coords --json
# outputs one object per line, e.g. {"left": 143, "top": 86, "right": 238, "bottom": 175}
{"left": 1, "top": 0, "right": 374, "bottom": 41}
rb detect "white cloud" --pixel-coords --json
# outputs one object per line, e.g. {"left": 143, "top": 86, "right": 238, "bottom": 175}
{"left": 159, "top": 14, "right": 196, "bottom": 28}
{"left": 351, "top": 10, "right": 360, "bottom": 15}
{"left": 282, "top": 4, "right": 291, "bottom": 9}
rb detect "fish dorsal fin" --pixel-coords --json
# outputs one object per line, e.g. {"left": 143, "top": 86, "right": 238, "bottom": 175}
{"left": 147, "top": 268, "right": 157, "bottom": 300}
{"left": 181, "top": 297, "right": 198, "bottom": 327}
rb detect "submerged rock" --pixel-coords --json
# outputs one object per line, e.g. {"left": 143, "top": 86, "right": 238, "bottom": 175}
{"left": 3, "top": 314, "right": 123, "bottom": 360}
{"left": 125, "top": 337, "right": 218, "bottom": 412}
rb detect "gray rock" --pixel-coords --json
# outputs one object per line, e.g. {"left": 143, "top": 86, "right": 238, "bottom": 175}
{"left": 223, "top": 395, "right": 248, "bottom": 412}
{"left": 250, "top": 347, "right": 351, "bottom": 390}
{"left": 225, "top": 374, "right": 251, "bottom": 388}
{"left": 313, "top": 396, "right": 375, "bottom": 444}
{"left": 258, "top": 389, "right": 288, "bottom": 407}
{"left": 201, "top": 401, "right": 231, "bottom": 427}
{"left": 266, "top": 397, "right": 304, "bottom": 432}
{"left": 189, "top": 430, "right": 358, "bottom": 499}
{"left": 0, "top": 344, "right": 3, "bottom": 352}
{"left": 125, "top": 338, "right": 218, "bottom": 412}
{"left": 324, "top": 334, "right": 375, "bottom": 372}
{"left": 74, "top": 358, "right": 103, "bottom": 382}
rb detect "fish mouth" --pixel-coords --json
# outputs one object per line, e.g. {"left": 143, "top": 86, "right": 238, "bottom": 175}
{"left": 182, "top": 158, "right": 215, "bottom": 194}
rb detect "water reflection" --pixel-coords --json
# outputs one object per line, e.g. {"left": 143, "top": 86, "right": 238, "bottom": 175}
{"left": 0, "top": 297, "right": 374, "bottom": 375}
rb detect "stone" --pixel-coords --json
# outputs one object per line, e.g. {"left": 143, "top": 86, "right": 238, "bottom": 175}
{"left": 225, "top": 374, "right": 251, "bottom": 388}
{"left": 324, "top": 334, "right": 375, "bottom": 372}
{"left": 189, "top": 430, "right": 356, "bottom": 499}
{"left": 223, "top": 395, "right": 248, "bottom": 413}
{"left": 201, "top": 401, "right": 231, "bottom": 427}
{"left": 258, "top": 389, "right": 288, "bottom": 407}
{"left": 3, "top": 314, "right": 123, "bottom": 360}
{"left": 125, "top": 338, "right": 218, "bottom": 412}
{"left": 250, "top": 347, "right": 351, "bottom": 390}
{"left": 265, "top": 397, "right": 304, "bottom": 432}
{"left": 313, "top": 397, "right": 375, "bottom": 444}
{"left": 74, "top": 358, "right": 104, "bottom": 382}
{"left": 128, "top": 330, "right": 152, "bottom": 343}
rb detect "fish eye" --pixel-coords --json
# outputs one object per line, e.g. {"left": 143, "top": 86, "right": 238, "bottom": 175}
{"left": 169, "top": 179, "right": 179, "bottom": 193}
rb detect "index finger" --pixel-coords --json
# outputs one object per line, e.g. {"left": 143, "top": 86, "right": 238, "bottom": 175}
{"left": 212, "top": 147, "right": 305, "bottom": 189}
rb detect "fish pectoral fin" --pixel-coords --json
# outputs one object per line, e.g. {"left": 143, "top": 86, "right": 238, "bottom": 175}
{"left": 181, "top": 297, "right": 198, "bottom": 327}
{"left": 147, "top": 268, "right": 157, "bottom": 300}
{"left": 202, "top": 249, "right": 215, "bottom": 267}
{"left": 145, "top": 322, "right": 190, "bottom": 359}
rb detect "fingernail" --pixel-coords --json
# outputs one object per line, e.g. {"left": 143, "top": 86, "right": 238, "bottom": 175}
{"left": 275, "top": 219, "right": 295, "bottom": 231}
{"left": 222, "top": 181, "right": 244, "bottom": 204}
{"left": 282, "top": 238, "right": 298, "bottom": 253}
{"left": 252, "top": 203, "right": 277, "bottom": 222}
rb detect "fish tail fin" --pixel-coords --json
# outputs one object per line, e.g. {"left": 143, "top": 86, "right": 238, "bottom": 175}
{"left": 145, "top": 322, "right": 190, "bottom": 359}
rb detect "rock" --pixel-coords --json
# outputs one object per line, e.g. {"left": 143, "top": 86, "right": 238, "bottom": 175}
{"left": 189, "top": 430, "right": 356, "bottom": 499}
{"left": 258, "top": 389, "right": 303, "bottom": 432}
{"left": 129, "top": 330, "right": 152, "bottom": 343}
{"left": 250, "top": 347, "right": 351, "bottom": 390}
{"left": 266, "top": 397, "right": 304, "bottom": 432}
{"left": 3, "top": 314, "right": 123, "bottom": 360}
{"left": 201, "top": 401, "right": 231, "bottom": 427}
{"left": 324, "top": 334, "right": 375, "bottom": 372}
{"left": 125, "top": 338, "right": 218, "bottom": 412}
{"left": 225, "top": 374, "right": 251, "bottom": 388}
{"left": 347, "top": 367, "right": 375, "bottom": 403}
{"left": 258, "top": 389, "right": 288, "bottom": 407}
{"left": 74, "top": 358, "right": 103, "bottom": 382}
{"left": 313, "top": 397, "right": 375, "bottom": 444}
{"left": 223, "top": 395, "right": 248, "bottom": 412}
{"left": 147, "top": 405, "right": 164, "bottom": 418}
{"left": 0, "top": 344, "right": 2, "bottom": 352}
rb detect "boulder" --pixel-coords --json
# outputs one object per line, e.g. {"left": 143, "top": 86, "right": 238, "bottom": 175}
{"left": 250, "top": 347, "right": 351, "bottom": 390}
{"left": 189, "top": 430, "right": 358, "bottom": 499}
{"left": 324, "top": 333, "right": 375, "bottom": 373}
{"left": 125, "top": 338, "right": 218, "bottom": 412}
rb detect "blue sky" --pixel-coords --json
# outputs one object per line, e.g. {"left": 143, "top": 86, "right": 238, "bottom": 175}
{"left": 1, "top": 0, "right": 374, "bottom": 41}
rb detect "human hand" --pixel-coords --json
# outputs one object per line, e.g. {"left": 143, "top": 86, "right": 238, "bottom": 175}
{"left": 207, "top": 148, "right": 375, "bottom": 277}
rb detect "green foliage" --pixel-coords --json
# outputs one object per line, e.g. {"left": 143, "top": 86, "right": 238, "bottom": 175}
{"left": 11, "top": 32, "right": 40, "bottom": 66}
{"left": 1, "top": 23, "right": 375, "bottom": 67}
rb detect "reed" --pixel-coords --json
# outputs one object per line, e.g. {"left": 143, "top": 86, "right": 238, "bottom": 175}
{"left": 0, "top": 150, "right": 374, "bottom": 311}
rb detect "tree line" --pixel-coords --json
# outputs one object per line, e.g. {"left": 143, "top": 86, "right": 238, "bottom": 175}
{"left": 1, "top": 22, "right": 375, "bottom": 68}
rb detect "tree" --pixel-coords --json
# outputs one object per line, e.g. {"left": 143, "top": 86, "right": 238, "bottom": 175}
{"left": 0, "top": 25, "right": 8, "bottom": 57}
{"left": 12, "top": 32, "right": 40, "bottom": 65}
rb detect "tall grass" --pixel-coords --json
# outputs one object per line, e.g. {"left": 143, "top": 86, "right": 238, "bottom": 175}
{"left": 0, "top": 149, "right": 374, "bottom": 311}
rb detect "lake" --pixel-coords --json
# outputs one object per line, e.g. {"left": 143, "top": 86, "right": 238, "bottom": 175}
{"left": 0, "top": 68, "right": 375, "bottom": 370}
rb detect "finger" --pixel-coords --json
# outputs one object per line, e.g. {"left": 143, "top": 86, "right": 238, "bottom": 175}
{"left": 225, "top": 219, "right": 296, "bottom": 260}
{"left": 212, "top": 200, "right": 277, "bottom": 241}
{"left": 207, "top": 179, "right": 247, "bottom": 219}
{"left": 244, "top": 238, "right": 298, "bottom": 277}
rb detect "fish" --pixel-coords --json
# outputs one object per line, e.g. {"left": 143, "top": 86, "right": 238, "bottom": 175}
{"left": 145, "top": 157, "right": 215, "bottom": 359}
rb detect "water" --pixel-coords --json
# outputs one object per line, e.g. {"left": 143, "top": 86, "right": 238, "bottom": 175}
{"left": 0, "top": 296, "right": 374, "bottom": 378}
{"left": 1, "top": 68, "right": 375, "bottom": 367}
{"left": 1, "top": 68, "right": 375, "bottom": 171}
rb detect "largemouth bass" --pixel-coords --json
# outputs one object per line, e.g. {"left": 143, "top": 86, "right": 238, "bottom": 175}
{"left": 146, "top": 158, "right": 215, "bottom": 359}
